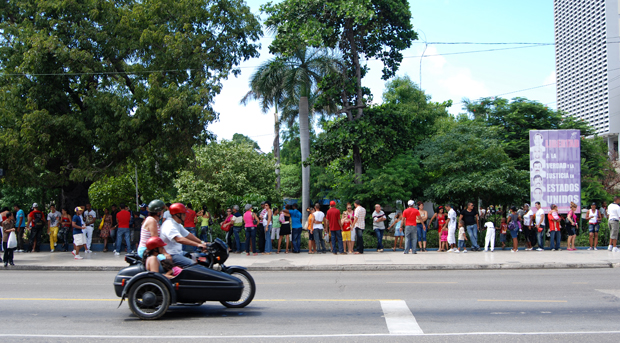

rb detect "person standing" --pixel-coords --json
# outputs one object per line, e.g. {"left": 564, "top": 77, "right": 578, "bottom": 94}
{"left": 483, "top": 219, "right": 495, "bottom": 252}
{"left": 99, "top": 208, "right": 113, "bottom": 252}
{"left": 3, "top": 212, "right": 16, "bottom": 266}
{"left": 183, "top": 203, "right": 197, "bottom": 252}
{"left": 278, "top": 206, "right": 291, "bottom": 253}
{"left": 130, "top": 211, "right": 144, "bottom": 253}
{"left": 566, "top": 202, "right": 578, "bottom": 251}
{"left": 197, "top": 206, "right": 211, "bottom": 243}
{"left": 445, "top": 204, "right": 457, "bottom": 252}
{"left": 162, "top": 203, "right": 172, "bottom": 223}
{"left": 522, "top": 204, "right": 534, "bottom": 251}
{"left": 27, "top": 203, "right": 45, "bottom": 253}
{"left": 72, "top": 207, "right": 86, "bottom": 260}
{"left": 13, "top": 204, "right": 26, "bottom": 253}
{"left": 257, "top": 202, "right": 267, "bottom": 254}
{"left": 325, "top": 201, "right": 343, "bottom": 255}
{"left": 82, "top": 203, "right": 96, "bottom": 253}
{"left": 429, "top": 207, "right": 446, "bottom": 251}
{"left": 607, "top": 196, "right": 620, "bottom": 252}
{"left": 263, "top": 202, "right": 273, "bottom": 254}
{"left": 114, "top": 204, "right": 131, "bottom": 255}
{"left": 244, "top": 204, "right": 259, "bottom": 256}
{"left": 416, "top": 202, "right": 428, "bottom": 252}
{"left": 271, "top": 207, "right": 281, "bottom": 253}
{"left": 548, "top": 204, "right": 561, "bottom": 251}
{"left": 459, "top": 203, "right": 480, "bottom": 251}
{"left": 46, "top": 205, "right": 61, "bottom": 252}
{"left": 401, "top": 200, "right": 420, "bottom": 254}
{"left": 220, "top": 208, "right": 234, "bottom": 252}
{"left": 60, "top": 208, "right": 72, "bottom": 252}
{"left": 586, "top": 203, "right": 602, "bottom": 251}
{"left": 507, "top": 206, "right": 521, "bottom": 252}
{"left": 372, "top": 204, "right": 387, "bottom": 252}
{"left": 290, "top": 204, "right": 303, "bottom": 253}
{"left": 231, "top": 205, "right": 244, "bottom": 253}
{"left": 352, "top": 200, "right": 366, "bottom": 255}
{"left": 312, "top": 203, "right": 326, "bottom": 254}
{"left": 110, "top": 204, "right": 118, "bottom": 242}
{"left": 388, "top": 211, "right": 403, "bottom": 251}
{"left": 534, "top": 201, "right": 545, "bottom": 251}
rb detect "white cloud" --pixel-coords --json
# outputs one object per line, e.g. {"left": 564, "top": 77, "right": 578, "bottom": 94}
{"left": 544, "top": 71, "right": 556, "bottom": 84}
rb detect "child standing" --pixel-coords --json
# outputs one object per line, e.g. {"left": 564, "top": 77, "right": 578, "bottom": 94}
{"left": 499, "top": 217, "right": 508, "bottom": 250}
{"left": 440, "top": 225, "right": 448, "bottom": 252}
{"left": 457, "top": 220, "right": 467, "bottom": 253}
{"left": 484, "top": 220, "right": 496, "bottom": 252}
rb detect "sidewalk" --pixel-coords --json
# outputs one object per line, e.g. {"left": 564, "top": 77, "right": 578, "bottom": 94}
{"left": 2, "top": 247, "right": 620, "bottom": 271}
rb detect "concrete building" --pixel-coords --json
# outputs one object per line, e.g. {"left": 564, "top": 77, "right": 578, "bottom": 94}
{"left": 554, "top": 0, "right": 620, "bottom": 154}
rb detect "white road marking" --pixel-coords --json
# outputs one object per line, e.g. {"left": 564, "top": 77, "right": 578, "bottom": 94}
{"left": 2, "top": 331, "right": 620, "bottom": 339}
{"left": 380, "top": 300, "right": 423, "bottom": 334}
{"left": 596, "top": 289, "right": 620, "bottom": 298}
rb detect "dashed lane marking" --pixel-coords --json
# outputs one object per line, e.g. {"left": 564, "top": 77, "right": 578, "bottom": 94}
{"left": 380, "top": 300, "right": 423, "bottom": 335}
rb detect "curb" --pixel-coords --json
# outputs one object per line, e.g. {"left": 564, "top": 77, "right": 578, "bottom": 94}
{"left": 0, "top": 262, "right": 614, "bottom": 272}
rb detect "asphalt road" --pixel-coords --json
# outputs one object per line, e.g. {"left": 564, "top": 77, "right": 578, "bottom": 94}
{"left": 0, "top": 269, "right": 619, "bottom": 342}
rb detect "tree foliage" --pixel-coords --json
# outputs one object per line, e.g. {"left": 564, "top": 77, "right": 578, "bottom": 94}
{"left": 174, "top": 140, "right": 279, "bottom": 211}
{"left": 419, "top": 118, "right": 528, "bottom": 206}
{"left": 0, "top": 0, "right": 262, "bottom": 191}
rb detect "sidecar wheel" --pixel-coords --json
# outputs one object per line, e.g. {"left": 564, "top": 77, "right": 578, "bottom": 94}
{"left": 128, "top": 278, "right": 170, "bottom": 320}
{"left": 221, "top": 270, "right": 255, "bottom": 308}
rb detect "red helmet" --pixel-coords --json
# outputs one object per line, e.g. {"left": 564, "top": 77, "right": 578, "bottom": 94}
{"left": 146, "top": 237, "right": 166, "bottom": 250}
{"left": 169, "top": 203, "right": 187, "bottom": 215}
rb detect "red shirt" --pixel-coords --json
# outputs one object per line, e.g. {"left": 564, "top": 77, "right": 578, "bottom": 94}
{"left": 184, "top": 209, "right": 196, "bottom": 228}
{"left": 28, "top": 210, "right": 44, "bottom": 227}
{"left": 403, "top": 208, "right": 420, "bottom": 227}
{"left": 548, "top": 212, "right": 560, "bottom": 231}
{"left": 116, "top": 210, "right": 131, "bottom": 228}
{"left": 326, "top": 207, "right": 342, "bottom": 231}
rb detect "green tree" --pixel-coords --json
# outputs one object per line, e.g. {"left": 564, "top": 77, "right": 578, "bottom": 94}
{"left": 419, "top": 118, "right": 528, "bottom": 206}
{"left": 231, "top": 134, "right": 261, "bottom": 151}
{"left": 263, "top": 0, "right": 417, "bottom": 184}
{"left": 0, "top": 0, "right": 262, "bottom": 209}
{"left": 174, "top": 140, "right": 279, "bottom": 212}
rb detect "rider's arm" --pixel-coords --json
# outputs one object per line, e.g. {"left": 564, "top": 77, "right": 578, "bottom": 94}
{"left": 174, "top": 235, "right": 205, "bottom": 249}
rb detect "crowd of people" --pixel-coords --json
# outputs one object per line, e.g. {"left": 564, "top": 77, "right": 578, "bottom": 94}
{"left": 1, "top": 195, "right": 619, "bottom": 267}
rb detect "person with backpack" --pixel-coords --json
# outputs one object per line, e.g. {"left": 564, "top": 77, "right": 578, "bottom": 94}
{"left": 27, "top": 203, "right": 46, "bottom": 253}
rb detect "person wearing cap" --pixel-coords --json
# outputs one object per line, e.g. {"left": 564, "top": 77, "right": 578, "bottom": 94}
{"left": 83, "top": 203, "right": 96, "bottom": 253}
{"left": 26, "top": 203, "right": 46, "bottom": 253}
{"left": 72, "top": 207, "right": 87, "bottom": 259}
{"left": 139, "top": 203, "right": 149, "bottom": 218}
{"left": 325, "top": 201, "right": 343, "bottom": 254}
{"left": 401, "top": 200, "right": 421, "bottom": 254}
{"left": 585, "top": 202, "right": 602, "bottom": 250}
{"left": 160, "top": 203, "right": 207, "bottom": 267}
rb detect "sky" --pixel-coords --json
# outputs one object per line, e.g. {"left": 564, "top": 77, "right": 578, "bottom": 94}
{"left": 208, "top": 0, "right": 557, "bottom": 152}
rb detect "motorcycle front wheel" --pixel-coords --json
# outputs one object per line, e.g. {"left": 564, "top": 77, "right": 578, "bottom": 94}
{"left": 220, "top": 269, "right": 256, "bottom": 308}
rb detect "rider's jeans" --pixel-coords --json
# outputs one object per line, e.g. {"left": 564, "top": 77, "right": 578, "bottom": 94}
{"left": 171, "top": 254, "right": 195, "bottom": 268}
{"left": 264, "top": 224, "right": 273, "bottom": 253}
{"left": 291, "top": 227, "right": 302, "bottom": 253}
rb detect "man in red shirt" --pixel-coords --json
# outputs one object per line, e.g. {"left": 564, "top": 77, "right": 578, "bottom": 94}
{"left": 114, "top": 203, "right": 132, "bottom": 255}
{"left": 27, "top": 203, "right": 46, "bottom": 253}
{"left": 184, "top": 203, "right": 197, "bottom": 252}
{"left": 401, "top": 200, "right": 421, "bottom": 254}
{"left": 325, "top": 201, "right": 343, "bottom": 255}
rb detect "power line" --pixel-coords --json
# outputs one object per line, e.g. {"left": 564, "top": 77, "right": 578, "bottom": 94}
{"left": 454, "top": 83, "right": 556, "bottom": 105}
{"left": 402, "top": 44, "right": 552, "bottom": 59}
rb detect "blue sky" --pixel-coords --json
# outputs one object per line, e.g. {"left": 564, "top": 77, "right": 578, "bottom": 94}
{"left": 209, "top": 0, "right": 557, "bottom": 151}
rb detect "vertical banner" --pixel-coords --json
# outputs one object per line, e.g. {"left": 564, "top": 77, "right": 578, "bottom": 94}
{"left": 529, "top": 130, "right": 581, "bottom": 213}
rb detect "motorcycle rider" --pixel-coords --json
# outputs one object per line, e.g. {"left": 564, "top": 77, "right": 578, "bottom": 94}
{"left": 137, "top": 199, "right": 171, "bottom": 260}
{"left": 160, "top": 203, "right": 207, "bottom": 268}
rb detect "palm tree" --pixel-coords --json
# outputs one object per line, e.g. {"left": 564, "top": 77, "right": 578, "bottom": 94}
{"left": 242, "top": 48, "right": 338, "bottom": 222}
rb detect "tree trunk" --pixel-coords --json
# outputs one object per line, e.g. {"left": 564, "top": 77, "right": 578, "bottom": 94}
{"left": 274, "top": 109, "right": 281, "bottom": 190}
{"left": 299, "top": 96, "right": 311, "bottom": 224}
{"left": 353, "top": 144, "right": 362, "bottom": 184}
{"left": 347, "top": 26, "right": 364, "bottom": 183}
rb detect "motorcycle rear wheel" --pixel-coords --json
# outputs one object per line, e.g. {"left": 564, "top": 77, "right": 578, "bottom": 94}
{"left": 128, "top": 278, "right": 170, "bottom": 320}
{"left": 220, "top": 270, "right": 255, "bottom": 308}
